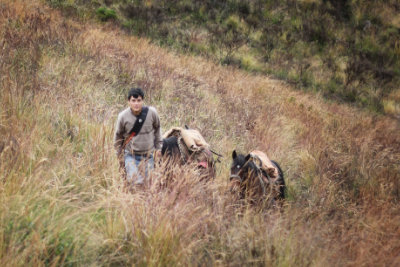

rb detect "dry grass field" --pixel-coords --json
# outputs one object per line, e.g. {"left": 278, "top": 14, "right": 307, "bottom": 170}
{"left": 1, "top": 0, "right": 399, "bottom": 265}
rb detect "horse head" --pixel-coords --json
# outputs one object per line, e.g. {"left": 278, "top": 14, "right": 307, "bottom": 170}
{"left": 230, "top": 150, "right": 248, "bottom": 183}
{"left": 230, "top": 150, "right": 263, "bottom": 197}
{"left": 230, "top": 150, "right": 264, "bottom": 180}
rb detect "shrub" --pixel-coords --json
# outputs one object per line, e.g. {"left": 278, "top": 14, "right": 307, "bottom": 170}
{"left": 96, "top": 7, "right": 117, "bottom": 21}
{"left": 240, "top": 54, "right": 259, "bottom": 71}
{"left": 326, "top": 77, "right": 344, "bottom": 95}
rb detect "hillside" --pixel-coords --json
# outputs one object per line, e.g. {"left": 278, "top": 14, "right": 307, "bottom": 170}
{"left": 1, "top": 0, "right": 400, "bottom": 266}
{"left": 47, "top": 0, "right": 400, "bottom": 117}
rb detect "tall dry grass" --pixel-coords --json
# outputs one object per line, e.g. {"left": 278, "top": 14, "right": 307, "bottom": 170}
{"left": 1, "top": 0, "right": 399, "bottom": 265}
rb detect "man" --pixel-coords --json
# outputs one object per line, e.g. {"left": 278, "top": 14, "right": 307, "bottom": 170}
{"left": 114, "top": 87, "right": 162, "bottom": 186}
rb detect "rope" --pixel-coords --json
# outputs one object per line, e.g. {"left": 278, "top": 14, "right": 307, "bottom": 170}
{"left": 257, "top": 169, "right": 267, "bottom": 196}
{"left": 251, "top": 155, "right": 269, "bottom": 196}
{"left": 177, "top": 137, "right": 188, "bottom": 164}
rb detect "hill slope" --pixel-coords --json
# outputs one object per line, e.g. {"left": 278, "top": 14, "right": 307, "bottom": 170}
{"left": 48, "top": 0, "right": 400, "bottom": 116}
{"left": 1, "top": 0, "right": 399, "bottom": 265}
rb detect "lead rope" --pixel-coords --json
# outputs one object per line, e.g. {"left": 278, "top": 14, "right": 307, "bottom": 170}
{"left": 252, "top": 155, "right": 269, "bottom": 196}
{"left": 257, "top": 169, "right": 267, "bottom": 196}
{"left": 177, "top": 137, "right": 188, "bottom": 164}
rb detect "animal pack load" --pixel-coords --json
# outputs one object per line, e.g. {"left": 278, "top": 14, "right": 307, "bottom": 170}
{"left": 249, "top": 150, "right": 280, "bottom": 180}
{"left": 162, "top": 127, "right": 216, "bottom": 180}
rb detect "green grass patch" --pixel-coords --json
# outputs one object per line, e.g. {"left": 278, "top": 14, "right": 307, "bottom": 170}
{"left": 96, "top": 7, "right": 117, "bottom": 22}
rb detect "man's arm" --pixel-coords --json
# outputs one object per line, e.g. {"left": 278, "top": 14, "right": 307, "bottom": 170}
{"left": 114, "top": 114, "right": 125, "bottom": 156}
{"left": 152, "top": 108, "right": 162, "bottom": 150}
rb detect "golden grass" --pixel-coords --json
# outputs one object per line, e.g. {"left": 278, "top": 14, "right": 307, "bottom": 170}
{"left": 1, "top": 0, "right": 399, "bottom": 265}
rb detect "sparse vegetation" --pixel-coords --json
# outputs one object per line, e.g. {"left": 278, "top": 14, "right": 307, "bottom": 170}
{"left": 1, "top": 0, "right": 399, "bottom": 266}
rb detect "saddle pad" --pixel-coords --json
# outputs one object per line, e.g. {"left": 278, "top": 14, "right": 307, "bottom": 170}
{"left": 163, "top": 127, "right": 210, "bottom": 151}
{"left": 250, "top": 150, "right": 278, "bottom": 179}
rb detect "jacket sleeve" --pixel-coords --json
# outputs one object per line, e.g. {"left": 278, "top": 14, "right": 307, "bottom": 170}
{"left": 152, "top": 108, "right": 163, "bottom": 150}
{"left": 114, "top": 114, "right": 125, "bottom": 155}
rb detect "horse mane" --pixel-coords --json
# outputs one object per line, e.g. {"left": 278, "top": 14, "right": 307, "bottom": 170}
{"left": 244, "top": 159, "right": 262, "bottom": 177}
{"left": 161, "top": 136, "right": 178, "bottom": 156}
{"left": 234, "top": 153, "right": 261, "bottom": 177}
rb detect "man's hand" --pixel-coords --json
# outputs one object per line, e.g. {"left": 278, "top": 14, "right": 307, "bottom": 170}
{"left": 117, "top": 152, "right": 125, "bottom": 170}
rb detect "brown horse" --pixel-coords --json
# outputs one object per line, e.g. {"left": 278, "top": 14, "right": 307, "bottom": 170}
{"left": 229, "top": 150, "right": 285, "bottom": 206}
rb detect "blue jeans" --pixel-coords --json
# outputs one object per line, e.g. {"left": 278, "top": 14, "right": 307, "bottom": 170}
{"left": 124, "top": 152, "right": 154, "bottom": 185}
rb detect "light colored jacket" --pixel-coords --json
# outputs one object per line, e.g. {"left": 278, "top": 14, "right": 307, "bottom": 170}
{"left": 114, "top": 106, "right": 162, "bottom": 155}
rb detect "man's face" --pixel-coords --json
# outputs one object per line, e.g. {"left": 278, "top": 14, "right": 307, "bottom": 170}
{"left": 128, "top": 96, "right": 143, "bottom": 114}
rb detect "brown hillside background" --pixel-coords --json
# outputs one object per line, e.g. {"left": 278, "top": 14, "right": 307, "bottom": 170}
{"left": 1, "top": 0, "right": 399, "bottom": 265}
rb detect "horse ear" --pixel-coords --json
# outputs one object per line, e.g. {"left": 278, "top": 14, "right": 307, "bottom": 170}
{"left": 245, "top": 154, "right": 251, "bottom": 162}
{"left": 232, "top": 150, "right": 237, "bottom": 159}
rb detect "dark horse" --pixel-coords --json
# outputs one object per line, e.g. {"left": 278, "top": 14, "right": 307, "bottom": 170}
{"left": 229, "top": 150, "right": 285, "bottom": 205}
{"left": 161, "top": 135, "right": 216, "bottom": 181}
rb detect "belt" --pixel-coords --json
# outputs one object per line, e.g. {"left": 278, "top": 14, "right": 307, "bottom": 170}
{"left": 126, "top": 150, "right": 153, "bottom": 157}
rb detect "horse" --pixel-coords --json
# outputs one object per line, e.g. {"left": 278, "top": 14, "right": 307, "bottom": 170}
{"left": 160, "top": 127, "right": 217, "bottom": 182}
{"left": 229, "top": 150, "right": 285, "bottom": 206}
